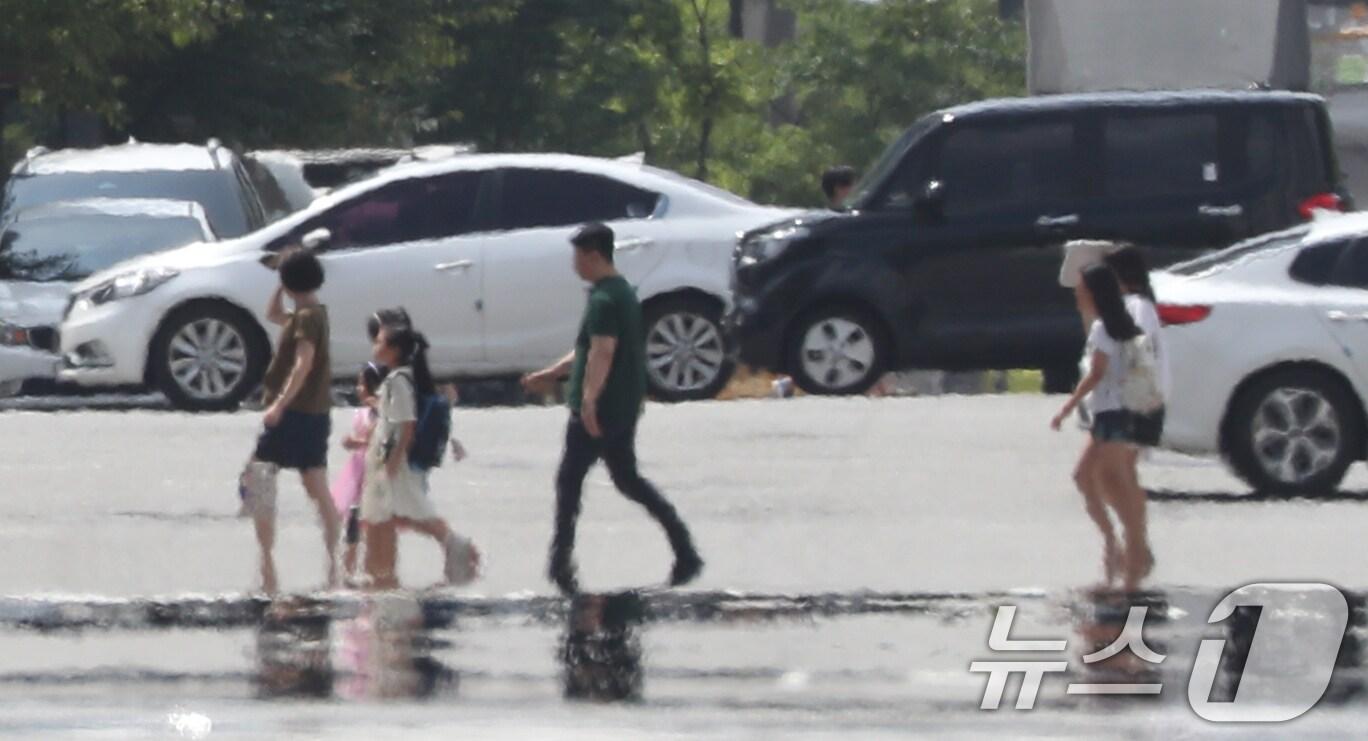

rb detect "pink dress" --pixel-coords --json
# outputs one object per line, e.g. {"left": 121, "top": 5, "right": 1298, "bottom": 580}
{"left": 330, "top": 408, "right": 375, "bottom": 515}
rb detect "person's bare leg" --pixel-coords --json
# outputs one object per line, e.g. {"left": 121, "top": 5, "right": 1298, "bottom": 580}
{"left": 1073, "top": 440, "right": 1120, "bottom": 587}
{"left": 363, "top": 521, "right": 400, "bottom": 590}
{"left": 342, "top": 542, "right": 359, "bottom": 578}
{"left": 396, "top": 517, "right": 481, "bottom": 583}
{"left": 398, "top": 516, "right": 450, "bottom": 544}
{"left": 253, "top": 511, "right": 278, "bottom": 595}
{"left": 1098, "top": 444, "right": 1151, "bottom": 593}
{"left": 1121, "top": 446, "right": 1155, "bottom": 579}
{"left": 300, "top": 468, "right": 341, "bottom": 588}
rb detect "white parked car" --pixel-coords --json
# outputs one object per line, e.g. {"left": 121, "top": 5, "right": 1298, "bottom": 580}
{"left": 0, "top": 199, "right": 216, "bottom": 396}
{"left": 59, "top": 154, "right": 797, "bottom": 410}
{"left": 1156, "top": 213, "right": 1368, "bottom": 495}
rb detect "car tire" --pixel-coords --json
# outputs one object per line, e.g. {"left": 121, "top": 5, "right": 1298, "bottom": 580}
{"left": 643, "top": 296, "right": 735, "bottom": 402}
{"left": 785, "top": 305, "right": 889, "bottom": 396}
{"left": 151, "top": 302, "right": 268, "bottom": 412}
{"left": 1223, "top": 368, "right": 1363, "bottom": 496}
{"left": 1043, "top": 363, "right": 1080, "bottom": 395}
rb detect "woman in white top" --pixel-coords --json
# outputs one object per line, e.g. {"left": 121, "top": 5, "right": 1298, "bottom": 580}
{"left": 1105, "top": 247, "right": 1169, "bottom": 445}
{"left": 1051, "top": 264, "right": 1154, "bottom": 593}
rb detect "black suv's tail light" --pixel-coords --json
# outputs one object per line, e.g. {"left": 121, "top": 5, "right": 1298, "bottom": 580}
{"left": 1298, "top": 193, "right": 1344, "bottom": 220}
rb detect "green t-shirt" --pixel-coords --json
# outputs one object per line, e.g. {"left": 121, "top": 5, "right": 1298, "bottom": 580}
{"left": 262, "top": 305, "right": 332, "bottom": 414}
{"left": 566, "top": 275, "right": 646, "bottom": 428}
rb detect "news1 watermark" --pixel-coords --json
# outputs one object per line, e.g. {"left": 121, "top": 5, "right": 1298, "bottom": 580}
{"left": 970, "top": 583, "right": 1350, "bottom": 722}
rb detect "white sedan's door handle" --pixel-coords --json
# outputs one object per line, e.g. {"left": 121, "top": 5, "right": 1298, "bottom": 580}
{"left": 1326, "top": 310, "right": 1368, "bottom": 322}
{"left": 434, "top": 260, "right": 474, "bottom": 272}
{"left": 616, "top": 237, "right": 655, "bottom": 252}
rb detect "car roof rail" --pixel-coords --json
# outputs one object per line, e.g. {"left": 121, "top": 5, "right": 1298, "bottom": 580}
{"left": 206, "top": 137, "right": 225, "bottom": 169}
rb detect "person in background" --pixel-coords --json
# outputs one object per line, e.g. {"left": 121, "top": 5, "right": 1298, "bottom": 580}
{"left": 1051, "top": 264, "right": 1154, "bottom": 593}
{"left": 821, "top": 165, "right": 857, "bottom": 209}
{"left": 522, "top": 222, "right": 703, "bottom": 595}
{"left": 241, "top": 248, "right": 339, "bottom": 594}
{"left": 360, "top": 316, "right": 480, "bottom": 588}
{"left": 332, "top": 363, "right": 386, "bottom": 582}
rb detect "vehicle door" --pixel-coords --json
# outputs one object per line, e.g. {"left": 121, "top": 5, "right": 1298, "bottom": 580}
{"left": 275, "top": 171, "right": 488, "bottom": 373}
{"left": 1309, "top": 238, "right": 1368, "bottom": 400}
{"left": 479, "top": 167, "right": 666, "bottom": 368}
{"left": 900, "top": 115, "right": 1087, "bottom": 367}
{"left": 1092, "top": 107, "right": 1231, "bottom": 268}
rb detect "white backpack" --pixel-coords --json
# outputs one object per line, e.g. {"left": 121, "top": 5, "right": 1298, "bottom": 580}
{"left": 1120, "top": 333, "right": 1165, "bottom": 414}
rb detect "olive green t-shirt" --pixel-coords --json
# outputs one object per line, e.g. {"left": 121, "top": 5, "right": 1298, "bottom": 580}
{"left": 262, "top": 305, "right": 332, "bottom": 414}
{"left": 566, "top": 275, "right": 645, "bottom": 428}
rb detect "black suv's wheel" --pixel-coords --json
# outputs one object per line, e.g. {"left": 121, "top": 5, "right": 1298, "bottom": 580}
{"left": 151, "top": 303, "right": 268, "bottom": 412}
{"left": 1224, "top": 368, "right": 1363, "bottom": 495}
{"left": 785, "top": 305, "right": 889, "bottom": 396}
{"left": 643, "top": 296, "right": 735, "bottom": 402}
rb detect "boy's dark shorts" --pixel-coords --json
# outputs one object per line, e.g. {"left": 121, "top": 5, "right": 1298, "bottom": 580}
{"left": 255, "top": 410, "right": 330, "bottom": 471}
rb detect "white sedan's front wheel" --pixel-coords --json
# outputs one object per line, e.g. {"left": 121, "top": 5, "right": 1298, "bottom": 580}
{"left": 643, "top": 297, "right": 734, "bottom": 402}
{"left": 151, "top": 303, "right": 268, "bottom": 412}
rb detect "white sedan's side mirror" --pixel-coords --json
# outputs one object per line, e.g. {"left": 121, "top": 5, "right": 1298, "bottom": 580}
{"left": 301, "top": 228, "right": 332, "bottom": 249}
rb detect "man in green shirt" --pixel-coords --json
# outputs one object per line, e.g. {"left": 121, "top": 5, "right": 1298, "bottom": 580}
{"left": 522, "top": 222, "right": 703, "bottom": 595}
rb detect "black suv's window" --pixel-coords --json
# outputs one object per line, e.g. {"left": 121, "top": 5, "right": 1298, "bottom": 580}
{"left": 937, "top": 120, "right": 1078, "bottom": 218}
{"left": 0, "top": 215, "right": 207, "bottom": 282}
{"left": 1104, "top": 111, "right": 1220, "bottom": 199}
{"left": 495, "top": 168, "right": 660, "bottom": 230}
{"left": 5, "top": 170, "right": 254, "bottom": 238}
{"left": 300, "top": 171, "right": 482, "bottom": 250}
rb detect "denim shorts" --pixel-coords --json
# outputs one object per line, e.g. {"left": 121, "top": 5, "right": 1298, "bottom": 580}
{"left": 254, "top": 410, "right": 330, "bottom": 471}
{"left": 1131, "top": 408, "right": 1166, "bottom": 447}
{"left": 1091, "top": 410, "right": 1134, "bottom": 444}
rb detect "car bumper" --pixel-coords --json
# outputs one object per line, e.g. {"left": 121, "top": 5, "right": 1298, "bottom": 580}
{"left": 724, "top": 294, "right": 787, "bottom": 372}
{"left": 58, "top": 298, "right": 160, "bottom": 387}
{"left": 0, "top": 344, "right": 61, "bottom": 387}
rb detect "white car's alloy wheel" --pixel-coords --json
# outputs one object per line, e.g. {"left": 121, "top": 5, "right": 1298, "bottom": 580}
{"left": 800, "top": 317, "right": 877, "bottom": 392}
{"left": 168, "top": 318, "right": 249, "bottom": 401}
{"left": 1252, "top": 387, "right": 1342, "bottom": 485}
{"left": 647, "top": 311, "right": 727, "bottom": 395}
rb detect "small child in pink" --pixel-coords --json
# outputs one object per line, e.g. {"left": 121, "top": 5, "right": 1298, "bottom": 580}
{"left": 332, "top": 363, "right": 385, "bottom": 580}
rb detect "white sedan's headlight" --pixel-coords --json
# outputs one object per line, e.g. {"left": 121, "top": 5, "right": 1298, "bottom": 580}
{"left": 74, "top": 267, "right": 180, "bottom": 311}
{"left": 738, "top": 226, "right": 809, "bottom": 267}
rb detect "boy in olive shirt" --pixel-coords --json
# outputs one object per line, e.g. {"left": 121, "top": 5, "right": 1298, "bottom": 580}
{"left": 244, "top": 249, "right": 340, "bottom": 593}
{"left": 522, "top": 223, "right": 703, "bottom": 595}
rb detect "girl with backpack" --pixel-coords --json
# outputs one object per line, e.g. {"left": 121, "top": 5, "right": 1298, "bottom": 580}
{"left": 1050, "top": 263, "right": 1158, "bottom": 593}
{"left": 360, "top": 321, "right": 479, "bottom": 590}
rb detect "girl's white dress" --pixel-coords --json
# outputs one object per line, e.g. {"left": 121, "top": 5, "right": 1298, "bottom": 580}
{"left": 360, "top": 367, "right": 439, "bottom": 524}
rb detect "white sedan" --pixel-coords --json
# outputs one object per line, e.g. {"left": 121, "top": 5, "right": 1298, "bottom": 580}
{"left": 59, "top": 153, "right": 796, "bottom": 410}
{"left": 1157, "top": 213, "right": 1368, "bottom": 495}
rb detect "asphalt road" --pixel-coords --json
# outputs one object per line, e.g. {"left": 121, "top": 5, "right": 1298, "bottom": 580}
{"left": 3, "top": 395, "right": 1368, "bottom": 737}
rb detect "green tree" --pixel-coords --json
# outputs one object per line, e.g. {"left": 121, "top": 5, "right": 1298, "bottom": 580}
{"left": 760, "top": 0, "right": 1025, "bottom": 205}
{"left": 116, "top": 0, "right": 457, "bottom": 147}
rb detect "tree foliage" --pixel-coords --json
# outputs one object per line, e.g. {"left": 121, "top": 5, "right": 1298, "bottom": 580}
{"left": 2, "top": 0, "right": 1025, "bottom": 205}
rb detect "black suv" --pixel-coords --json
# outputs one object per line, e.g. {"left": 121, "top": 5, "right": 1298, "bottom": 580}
{"left": 728, "top": 90, "right": 1349, "bottom": 394}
